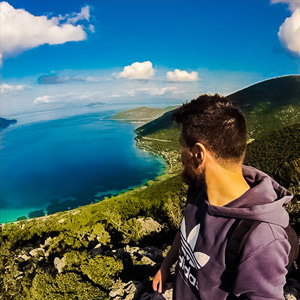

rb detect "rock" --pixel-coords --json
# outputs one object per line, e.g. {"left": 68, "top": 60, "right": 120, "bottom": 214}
{"left": 123, "top": 245, "right": 162, "bottom": 267}
{"left": 18, "top": 254, "right": 31, "bottom": 261}
{"left": 136, "top": 217, "right": 162, "bottom": 235}
{"left": 123, "top": 281, "right": 142, "bottom": 300}
{"left": 109, "top": 280, "right": 126, "bottom": 298}
{"left": 29, "top": 248, "right": 45, "bottom": 257}
{"left": 13, "top": 271, "right": 24, "bottom": 279}
{"left": 122, "top": 217, "right": 162, "bottom": 244}
{"left": 140, "top": 256, "right": 155, "bottom": 267}
{"left": 53, "top": 256, "right": 67, "bottom": 273}
{"left": 41, "top": 237, "right": 53, "bottom": 248}
{"left": 162, "top": 288, "right": 173, "bottom": 300}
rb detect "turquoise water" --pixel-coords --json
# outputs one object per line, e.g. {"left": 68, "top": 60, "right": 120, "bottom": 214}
{"left": 0, "top": 109, "right": 165, "bottom": 223}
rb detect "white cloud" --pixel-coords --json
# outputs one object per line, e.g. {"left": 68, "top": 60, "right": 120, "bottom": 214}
{"left": 88, "top": 24, "right": 95, "bottom": 33}
{"left": 67, "top": 5, "right": 90, "bottom": 24}
{"left": 118, "top": 61, "right": 155, "bottom": 80}
{"left": 0, "top": 83, "right": 26, "bottom": 93}
{"left": 33, "top": 95, "right": 53, "bottom": 104}
{"left": 0, "top": 2, "right": 91, "bottom": 64}
{"left": 272, "top": 0, "right": 300, "bottom": 10}
{"left": 51, "top": 5, "right": 91, "bottom": 25}
{"left": 278, "top": 8, "right": 300, "bottom": 55}
{"left": 33, "top": 91, "right": 104, "bottom": 105}
{"left": 167, "top": 69, "right": 199, "bottom": 82}
{"left": 272, "top": 0, "right": 300, "bottom": 56}
{"left": 126, "top": 86, "right": 183, "bottom": 96}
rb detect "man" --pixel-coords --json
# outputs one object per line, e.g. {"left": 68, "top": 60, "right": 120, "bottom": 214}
{"left": 152, "top": 94, "right": 293, "bottom": 299}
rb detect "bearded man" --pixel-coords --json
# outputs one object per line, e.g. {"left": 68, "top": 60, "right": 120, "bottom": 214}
{"left": 152, "top": 94, "right": 292, "bottom": 299}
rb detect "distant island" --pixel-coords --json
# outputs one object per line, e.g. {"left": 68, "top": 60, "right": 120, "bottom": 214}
{"left": 112, "top": 105, "right": 177, "bottom": 123}
{"left": 0, "top": 117, "right": 17, "bottom": 130}
{"left": 86, "top": 102, "right": 106, "bottom": 107}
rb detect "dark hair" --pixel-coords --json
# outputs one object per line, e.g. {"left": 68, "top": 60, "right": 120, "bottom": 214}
{"left": 172, "top": 94, "right": 247, "bottom": 161}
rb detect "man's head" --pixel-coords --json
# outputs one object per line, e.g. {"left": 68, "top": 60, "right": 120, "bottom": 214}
{"left": 172, "top": 94, "right": 247, "bottom": 186}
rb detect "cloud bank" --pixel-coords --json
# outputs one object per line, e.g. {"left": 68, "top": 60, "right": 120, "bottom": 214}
{"left": 37, "top": 74, "right": 85, "bottom": 84}
{"left": 272, "top": 0, "right": 300, "bottom": 55}
{"left": 167, "top": 69, "right": 199, "bottom": 82}
{"left": 126, "top": 86, "right": 183, "bottom": 96}
{"left": 118, "top": 61, "right": 155, "bottom": 79}
{"left": 0, "top": 2, "right": 92, "bottom": 65}
{"left": 33, "top": 95, "right": 53, "bottom": 104}
{"left": 0, "top": 83, "right": 26, "bottom": 93}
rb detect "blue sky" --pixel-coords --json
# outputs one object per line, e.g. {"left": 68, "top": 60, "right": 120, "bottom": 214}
{"left": 1, "top": 0, "right": 300, "bottom": 117}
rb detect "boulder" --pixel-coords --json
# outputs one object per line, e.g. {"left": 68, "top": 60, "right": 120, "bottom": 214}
{"left": 53, "top": 256, "right": 67, "bottom": 273}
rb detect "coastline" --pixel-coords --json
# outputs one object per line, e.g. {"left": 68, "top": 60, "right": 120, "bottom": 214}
{"left": 1, "top": 129, "right": 169, "bottom": 226}
{"left": 0, "top": 111, "right": 186, "bottom": 299}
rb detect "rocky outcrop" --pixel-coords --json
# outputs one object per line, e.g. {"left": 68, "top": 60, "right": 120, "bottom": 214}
{"left": 0, "top": 214, "right": 177, "bottom": 299}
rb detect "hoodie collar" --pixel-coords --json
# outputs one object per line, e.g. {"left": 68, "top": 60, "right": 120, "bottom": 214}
{"left": 206, "top": 165, "right": 293, "bottom": 227}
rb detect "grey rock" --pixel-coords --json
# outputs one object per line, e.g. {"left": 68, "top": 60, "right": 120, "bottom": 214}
{"left": 53, "top": 256, "right": 67, "bottom": 273}
{"left": 109, "top": 280, "right": 126, "bottom": 298}
{"left": 29, "top": 248, "right": 45, "bottom": 257}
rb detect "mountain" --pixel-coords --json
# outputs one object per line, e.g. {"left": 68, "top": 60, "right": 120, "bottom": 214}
{"left": 0, "top": 117, "right": 17, "bottom": 130}
{"left": 112, "top": 106, "right": 177, "bottom": 122}
{"left": 136, "top": 75, "right": 300, "bottom": 139}
{"left": 227, "top": 75, "right": 300, "bottom": 111}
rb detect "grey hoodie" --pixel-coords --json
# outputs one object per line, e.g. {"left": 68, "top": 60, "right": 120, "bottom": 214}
{"left": 173, "top": 165, "right": 293, "bottom": 300}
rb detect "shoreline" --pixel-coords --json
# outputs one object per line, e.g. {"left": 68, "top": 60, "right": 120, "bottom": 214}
{"left": 1, "top": 131, "right": 169, "bottom": 226}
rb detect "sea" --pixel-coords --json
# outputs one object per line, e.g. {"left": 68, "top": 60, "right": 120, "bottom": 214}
{"left": 0, "top": 104, "right": 167, "bottom": 223}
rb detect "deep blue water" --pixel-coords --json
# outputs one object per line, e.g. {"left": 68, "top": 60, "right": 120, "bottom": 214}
{"left": 0, "top": 110, "right": 165, "bottom": 223}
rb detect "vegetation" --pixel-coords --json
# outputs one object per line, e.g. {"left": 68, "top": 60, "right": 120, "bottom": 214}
{"left": 0, "top": 75, "right": 300, "bottom": 299}
{"left": 112, "top": 106, "right": 177, "bottom": 122}
{"left": 245, "top": 123, "right": 300, "bottom": 229}
{"left": 0, "top": 172, "right": 187, "bottom": 299}
{"left": 227, "top": 75, "right": 300, "bottom": 111}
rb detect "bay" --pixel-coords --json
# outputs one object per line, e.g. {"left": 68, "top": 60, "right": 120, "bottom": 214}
{"left": 0, "top": 108, "right": 165, "bottom": 223}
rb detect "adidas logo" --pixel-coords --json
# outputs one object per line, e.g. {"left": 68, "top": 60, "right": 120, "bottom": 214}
{"left": 180, "top": 217, "right": 210, "bottom": 269}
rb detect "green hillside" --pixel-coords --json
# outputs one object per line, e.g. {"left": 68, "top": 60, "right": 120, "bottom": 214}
{"left": 1, "top": 75, "right": 300, "bottom": 299}
{"left": 136, "top": 75, "right": 300, "bottom": 140}
{"left": 112, "top": 106, "right": 177, "bottom": 122}
{"left": 227, "top": 75, "right": 300, "bottom": 111}
{"left": 244, "top": 122, "right": 300, "bottom": 229}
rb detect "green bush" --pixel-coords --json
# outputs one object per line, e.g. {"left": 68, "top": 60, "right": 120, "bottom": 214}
{"left": 29, "top": 272, "right": 108, "bottom": 300}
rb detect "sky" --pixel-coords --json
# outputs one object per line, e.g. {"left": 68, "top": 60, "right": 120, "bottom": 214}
{"left": 0, "top": 0, "right": 300, "bottom": 118}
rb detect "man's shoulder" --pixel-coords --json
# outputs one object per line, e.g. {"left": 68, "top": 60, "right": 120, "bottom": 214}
{"left": 241, "top": 221, "right": 289, "bottom": 260}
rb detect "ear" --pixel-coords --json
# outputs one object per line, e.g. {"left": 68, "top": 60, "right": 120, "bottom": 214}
{"left": 190, "top": 143, "right": 206, "bottom": 168}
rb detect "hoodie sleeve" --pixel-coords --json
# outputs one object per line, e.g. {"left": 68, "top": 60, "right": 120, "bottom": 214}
{"left": 232, "top": 235, "right": 290, "bottom": 300}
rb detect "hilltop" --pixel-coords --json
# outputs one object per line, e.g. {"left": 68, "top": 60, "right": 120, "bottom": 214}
{"left": 227, "top": 75, "right": 300, "bottom": 111}
{"left": 136, "top": 75, "right": 300, "bottom": 140}
{"left": 112, "top": 106, "right": 177, "bottom": 123}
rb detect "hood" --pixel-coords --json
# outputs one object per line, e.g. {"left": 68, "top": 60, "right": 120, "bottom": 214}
{"left": 207, "top": 165, "right": 293, "bottom": 227}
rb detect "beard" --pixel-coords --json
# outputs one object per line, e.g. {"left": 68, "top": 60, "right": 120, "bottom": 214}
{"left": 181, "top": 158, "right": 207, "bottom": 190}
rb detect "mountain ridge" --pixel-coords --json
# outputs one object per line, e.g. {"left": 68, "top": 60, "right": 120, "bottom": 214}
{"left": 136, "top": 75, "right": 300, "bottom": 138}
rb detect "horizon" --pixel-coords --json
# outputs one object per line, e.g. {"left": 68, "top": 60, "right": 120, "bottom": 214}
{"left": 1, "top": 0, "right": 300, "bottom": 119}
